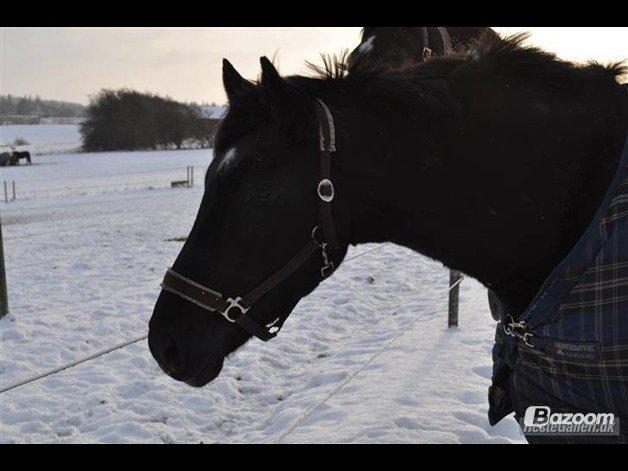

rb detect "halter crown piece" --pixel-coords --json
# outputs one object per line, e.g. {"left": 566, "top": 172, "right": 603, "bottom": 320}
{"left": 421, "top": 27, "right": 453, "bottom": 61}
{"left": 160, "top": 99, "right": 339, "bottom": 342}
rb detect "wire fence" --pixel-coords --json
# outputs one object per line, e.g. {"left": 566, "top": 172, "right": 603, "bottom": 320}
{"left": 4, "top": 165, "right": 209, "bottom": 185}
{"left": 0, "top": 242, "right": 393, "bottom": 394}
{"left": 17, "top": 179, "right": 181, "bottom": 199}
{"left": 0, "top": 236, "right": 465, "bottom": 400}
{"left": 0, "top": 335, "right": 148, "bottom": 394}
{"left": 273, "top": 273, "right": 464, "bottom": 443}
{"left": 1, "top": 185, "right": 199, "bottom": 215}
{"left": 1, "top": 165, "right": 208, "bottom": 203}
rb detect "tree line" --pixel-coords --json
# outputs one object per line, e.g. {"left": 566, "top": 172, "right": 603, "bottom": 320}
{"left": 1, "top": 95, "right": 85, "bottom": 118}
{"left": 80, "top": 89, "right": 219, "bottom": 152}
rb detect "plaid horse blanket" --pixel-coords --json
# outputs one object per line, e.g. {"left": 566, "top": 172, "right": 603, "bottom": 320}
{"left": 489, "top": 136, "right": 628, "bottom": 443}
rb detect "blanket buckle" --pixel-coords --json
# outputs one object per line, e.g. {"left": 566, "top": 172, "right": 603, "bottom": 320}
{"left": 503, "top": 316, "right": 534, "bottom": 348}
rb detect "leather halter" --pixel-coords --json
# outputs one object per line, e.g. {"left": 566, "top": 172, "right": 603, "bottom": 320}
{"left": 421, "top": 27, "right": 453, "bottom": 61}
{"left": 160, "top": 99, "right": 339, "bottom": 342}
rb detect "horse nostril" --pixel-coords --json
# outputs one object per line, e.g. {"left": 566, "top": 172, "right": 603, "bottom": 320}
{"left": 148, "top": 327, "right": 183, "bottom": 377}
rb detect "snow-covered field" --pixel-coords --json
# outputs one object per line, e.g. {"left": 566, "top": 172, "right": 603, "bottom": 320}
{"left": 2, "top": 149, "right": 207, "bottom": 200}
{"left": 0, "top": 148, "right": 525, "bottom": 444}
{"left": 1, "top": 124, "right": 82, "bottom": 155}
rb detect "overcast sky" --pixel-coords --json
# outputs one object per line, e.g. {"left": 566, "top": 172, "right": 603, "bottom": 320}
{"left": 1, "top": 27, "right": 626, "bottom": 105}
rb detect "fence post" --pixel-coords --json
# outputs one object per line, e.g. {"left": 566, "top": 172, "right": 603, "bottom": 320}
{"left": 12, "top": 181, "right": 16, "bottom": 201}
{"left": 448, "top": 269, "right": 462, "bottom": 328}
{"left": 3, "top": 181, "right": 7, "bottom": 204}
{"left": 0, "top": 218, "right": 8, "bottom": 318}
{"left": 191, "top": 166, "right": 194, "bottom": 188}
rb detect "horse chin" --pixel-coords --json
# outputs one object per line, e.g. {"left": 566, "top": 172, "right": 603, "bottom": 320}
{"left": 184, "top": 349, "right": 226, "bottom": 387}
{"left": 184, "top": 302, "right": 300, "bottom": 387}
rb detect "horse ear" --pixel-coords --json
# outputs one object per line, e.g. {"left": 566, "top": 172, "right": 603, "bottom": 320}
{"left": 257, "top": 56, "right": 313, "bottom": 142}
{"left": 260, "top": 56, "right": 285, "bottom": 94}
{"left": 222, "top": 58, "right": 252, "bottom": 102}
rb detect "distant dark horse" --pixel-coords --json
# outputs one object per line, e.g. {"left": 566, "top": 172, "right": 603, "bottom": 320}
{"left": 347, "top": 27, "right": 498, "bottom": 73}
{"left": 0, "top": 149, "right": 31, "bottom": 166}
{"left": 149, "top": 33, "right": 627, "bottom": 443}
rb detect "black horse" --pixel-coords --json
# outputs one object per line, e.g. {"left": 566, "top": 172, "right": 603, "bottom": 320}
{"left": 0, "top": 149, "right": 31, "bottom": 166}
{"left": 347, "top": 27, "right": 498, "bottom": 73}
{"left": 149, "top": 33, "right": 627, "bottom": 442}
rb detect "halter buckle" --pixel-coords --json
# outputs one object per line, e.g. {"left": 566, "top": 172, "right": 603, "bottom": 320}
{"left": 223, "top": 297, "right": 249, "bottom": 323}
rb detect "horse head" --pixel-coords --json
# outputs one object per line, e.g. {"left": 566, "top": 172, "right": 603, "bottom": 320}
{"left": 347, "top": 27, "right": 496, "bottom": 73}
{"left": 148, "top": 58, "right": 349, "bottom": 386}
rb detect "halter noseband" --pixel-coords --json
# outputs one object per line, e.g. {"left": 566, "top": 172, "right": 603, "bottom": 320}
{"left": 160, "top": 99, "right": 339, "bottom": 342}
{"left": 421, "top": 27, "right": 453, "bottom": 61}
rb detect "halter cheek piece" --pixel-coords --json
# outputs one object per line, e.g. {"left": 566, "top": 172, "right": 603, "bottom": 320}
{"left": 160, "top": 99, "right": 339, "bottom": 342}
{"left": 420, "top": 27, "right": 453, "bottom": 61}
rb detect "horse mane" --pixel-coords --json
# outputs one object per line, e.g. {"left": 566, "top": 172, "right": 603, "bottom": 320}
{"left": 215, "top": 33, "right": 625, "bottom": 155}
{"left": 468, "top": 32, "right": 625, "bottom": 81}
{"left": 305, "top": 50, "right": 352, "bottom": 80}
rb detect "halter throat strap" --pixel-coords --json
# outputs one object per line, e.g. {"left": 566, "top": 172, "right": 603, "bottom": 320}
{"left": 160, "top": 98, "right": 338, "bottom": 342}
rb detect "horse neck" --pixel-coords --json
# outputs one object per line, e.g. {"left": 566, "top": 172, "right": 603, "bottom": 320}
{"left": 333, "top": 105, "right": 621, "bottom": 317}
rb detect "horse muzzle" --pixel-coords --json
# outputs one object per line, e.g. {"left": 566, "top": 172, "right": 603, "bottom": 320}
{"left": 148, "top": 321, "right": 225, "bottom": 387}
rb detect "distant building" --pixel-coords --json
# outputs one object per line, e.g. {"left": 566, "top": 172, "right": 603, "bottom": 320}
{"left": 198, "top": 105, "right": 227, "bottom": 120}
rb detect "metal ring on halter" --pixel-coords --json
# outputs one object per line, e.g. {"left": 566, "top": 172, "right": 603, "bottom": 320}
{"left": 223, "top": 297, "right": 249, "bottom": 323}
{"left": 311, "top": 225, "right": 322, "bottom": 243}
{"left": 317, "top": 178, "right": 334, "bottom": 202}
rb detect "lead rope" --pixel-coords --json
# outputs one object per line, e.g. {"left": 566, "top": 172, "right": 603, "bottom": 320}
{"left": 272, "top": 274, "right": 465, "bottom": 443}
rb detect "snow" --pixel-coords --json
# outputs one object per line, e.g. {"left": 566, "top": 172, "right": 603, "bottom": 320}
{"left": 0, "top": 148, "right": 525, "bottom": 443}
{"left": 1, "top": 124, "right": 83, "bottom": 155}
{"left": 1, "top": 149, "right": 208, "bottom": 200}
